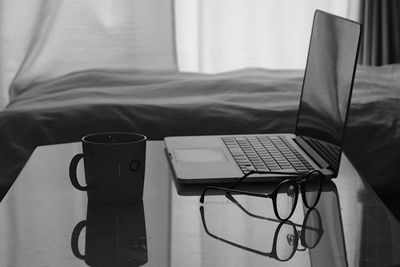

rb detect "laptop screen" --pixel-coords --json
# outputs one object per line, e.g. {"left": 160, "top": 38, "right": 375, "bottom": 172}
{"left": 295, "top": 10, "right": 361, "bottom": 174}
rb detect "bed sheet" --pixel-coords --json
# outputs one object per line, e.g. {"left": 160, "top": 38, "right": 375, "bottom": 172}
{"left": 0, "top": 66, "right": 399, "bottom": 194}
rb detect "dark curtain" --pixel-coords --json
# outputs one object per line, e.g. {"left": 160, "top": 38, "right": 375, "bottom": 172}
{"left": 358, "top": 0, "right": 400, "bottom": 65}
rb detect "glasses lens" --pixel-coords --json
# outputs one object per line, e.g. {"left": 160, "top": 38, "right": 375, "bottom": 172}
{"left": 303, "top": 209, "right": 323, "bottom": 248}
{"left": 275, "top": 181, "right": 298, "bottom": 220}
{"left": 303, "top": 172, "right": 323, "bottom": 208}
{"left": 275, "top": 222, "right": 297, "bottom": 261}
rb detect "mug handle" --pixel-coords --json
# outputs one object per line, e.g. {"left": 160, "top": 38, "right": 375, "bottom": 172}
{"left": 69, "top": 154, "right": 89, "bottom": 191}
{"left": 71, "top": 220, "right": 87, "bottom": 260}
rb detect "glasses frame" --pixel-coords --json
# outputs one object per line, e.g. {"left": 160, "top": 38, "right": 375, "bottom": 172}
{"left": 200, "top": 169, "right": 324, "bottom": 221}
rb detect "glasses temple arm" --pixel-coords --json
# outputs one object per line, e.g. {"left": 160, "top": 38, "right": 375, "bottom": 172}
{"left": 200, "top": 186, "right": 270, "bottom": 203}
{"left": 225, "top": 193, "right": 280, "bottom": 223}
{"left": 230, "top": 171, "right": 305, "bottom": 189}
{"left": 225, "top": 193, "right": 312, "bottom": 230}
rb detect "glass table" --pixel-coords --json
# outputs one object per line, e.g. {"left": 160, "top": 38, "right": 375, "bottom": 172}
{"left": 0, "top": 141, "right": 399, "bottom": 266}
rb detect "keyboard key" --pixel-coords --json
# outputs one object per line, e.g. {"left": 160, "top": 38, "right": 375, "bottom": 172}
{"left": 269, "top": 166, "right": 282, "bottom": 170}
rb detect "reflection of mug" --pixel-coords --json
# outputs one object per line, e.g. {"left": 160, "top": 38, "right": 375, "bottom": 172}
{"left": 71, "top": 202, "right": 148, "bottom": 266}
{"left": 69, "top": 132, "right": 146, "bottom": 204}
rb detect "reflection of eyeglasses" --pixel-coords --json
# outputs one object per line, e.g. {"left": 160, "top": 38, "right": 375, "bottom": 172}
{"left": 199, "top": 205, "right": 324, "bottom": 262}
{"left": 224, "top": 193, "right": 324, "bottom": 250}
{"left": 200, "top": 170, "right": 324, "bottom": 221}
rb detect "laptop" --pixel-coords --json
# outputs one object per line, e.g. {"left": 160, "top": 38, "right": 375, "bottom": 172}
{"left": 164, "top": 10, "right": 362, "bottom": 184}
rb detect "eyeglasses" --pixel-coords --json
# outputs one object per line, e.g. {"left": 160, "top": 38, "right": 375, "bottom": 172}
{"left": 200, "top": 170, "right": 324, "bottom": 221}
{"left": 199, "top": 205, "right": 324, "bottom": 262}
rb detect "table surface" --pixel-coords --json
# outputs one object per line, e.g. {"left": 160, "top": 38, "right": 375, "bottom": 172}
{"left": 0, "top": 141, "right": 399, "bottom": 267}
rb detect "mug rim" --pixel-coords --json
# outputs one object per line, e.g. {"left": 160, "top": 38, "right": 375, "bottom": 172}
{"left": 82, "top": 132, "right": 147, "bottom": 145}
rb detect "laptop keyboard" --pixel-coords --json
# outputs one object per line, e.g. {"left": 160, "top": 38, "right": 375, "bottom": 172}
{"left": 222, "top": 136, "right": 314, "bottom": 174}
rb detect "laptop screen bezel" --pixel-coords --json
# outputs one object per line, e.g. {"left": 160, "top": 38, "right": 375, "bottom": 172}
{"left": 294, "top": 10, "right": 362, "bottom": 176}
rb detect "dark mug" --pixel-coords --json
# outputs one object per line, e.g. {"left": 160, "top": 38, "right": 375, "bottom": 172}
{"left": 71, "top": 202, "right": 148, "bottom": 266}
{"left": 69, "top": 132, "right": 146, "bottom": 205}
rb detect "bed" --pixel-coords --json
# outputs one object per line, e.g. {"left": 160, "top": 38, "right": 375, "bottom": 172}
{"left": 0, "top": 65, "right": 399, "bottom": 196}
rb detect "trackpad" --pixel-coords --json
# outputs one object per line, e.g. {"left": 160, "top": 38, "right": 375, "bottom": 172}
{"left": 174, "top": 148, "right": 228, "bottom": 162}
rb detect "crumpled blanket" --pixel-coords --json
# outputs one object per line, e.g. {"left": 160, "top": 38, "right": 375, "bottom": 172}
{"left": 1, "top": 66, "right": 399, "bottom": 195}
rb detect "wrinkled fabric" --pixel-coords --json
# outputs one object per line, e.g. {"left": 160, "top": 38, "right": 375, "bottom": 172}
{"left": 0, "top": 66, "right": 399, "bottom": 194}
{"left": 0, "top": 0, "right": 177, "bottom": 109}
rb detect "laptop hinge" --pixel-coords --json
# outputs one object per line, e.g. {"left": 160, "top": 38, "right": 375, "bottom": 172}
{"left": 294, "top": 136, "right": 330, "bottom": 169}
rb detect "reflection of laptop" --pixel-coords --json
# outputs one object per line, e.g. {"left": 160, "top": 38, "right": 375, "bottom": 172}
{"left": 164, "top": 10, "right": 361, "bottom": 184}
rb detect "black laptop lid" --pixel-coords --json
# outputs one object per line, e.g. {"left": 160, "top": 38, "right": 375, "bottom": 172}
{"left": 295, "top": 10, "right": 361, "bottom": 175}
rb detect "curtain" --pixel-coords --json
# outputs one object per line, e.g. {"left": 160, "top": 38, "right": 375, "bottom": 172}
{"left": 358, "top": 0, "right": 400, "bottom": 66}
{"left": 175, "top": 0, "right": 351, "bottom": 73}
{"left": 0, "top": 1, "right": 356, "bottom": 109}
{"left": 0, "top": 0, "right": 177, "bottom": 109}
